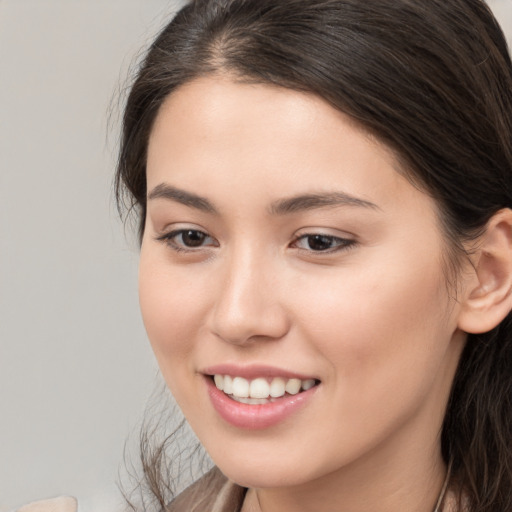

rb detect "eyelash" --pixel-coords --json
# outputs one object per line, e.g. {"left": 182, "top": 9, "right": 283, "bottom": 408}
{"left": 156, "top": 229, "right": 218, "bottom": 252}
{"left": 155, "top": 229, "right": 356, "bottom": 254}
{"left": 291, "top": 233, "right": 356, "bottom": 254}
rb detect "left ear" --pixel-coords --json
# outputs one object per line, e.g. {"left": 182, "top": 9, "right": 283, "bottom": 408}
{"left": 458, "top": 208, "right": 512, "bottom": 334}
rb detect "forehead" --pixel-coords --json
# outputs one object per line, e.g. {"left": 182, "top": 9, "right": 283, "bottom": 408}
{"left": 149, "top": 77, "right": 342, "bottom": 163}
{"left": 147, "top": 76, "right": 405, "bottom": 198}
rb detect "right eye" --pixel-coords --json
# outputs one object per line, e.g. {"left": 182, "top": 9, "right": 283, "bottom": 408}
{"left": 156, "top": 229, "right": 218, "bottom": 251}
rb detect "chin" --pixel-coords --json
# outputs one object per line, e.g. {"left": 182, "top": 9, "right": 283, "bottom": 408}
{"left": 210, "top": 448, "right": 327, "bottom": 489}
{"left": 220, "top": 464, "right": 309, "bottom": 489}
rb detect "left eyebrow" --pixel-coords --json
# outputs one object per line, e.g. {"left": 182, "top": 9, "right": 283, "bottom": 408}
{"left": 147, "top": 183, "right": 217, "bottom": 214}
{"left": 269, "top": 191, "right": 380, "bottom": 215}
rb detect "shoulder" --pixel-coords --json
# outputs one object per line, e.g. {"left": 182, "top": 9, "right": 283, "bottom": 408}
{"left": 15, "top": 497, "right": 77, "bottom": 512}
{"left": 169, "top": 467, "right": 246, "bottom": 512}
{"left": 442, "top": 489, "right": 471, "bottom": 512}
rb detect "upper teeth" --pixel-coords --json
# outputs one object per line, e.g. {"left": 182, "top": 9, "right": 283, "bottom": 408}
{"left": 213, "top": 375, "right": 316, "bottom": 399}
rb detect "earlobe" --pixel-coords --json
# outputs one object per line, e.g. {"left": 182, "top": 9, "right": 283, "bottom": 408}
{"left": 458, "top": 208, "right": 512, "bottom": 334}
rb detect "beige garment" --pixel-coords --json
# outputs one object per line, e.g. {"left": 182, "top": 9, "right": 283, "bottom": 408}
{"left": 16, "top": 497, "right": 77, "bottom": 512}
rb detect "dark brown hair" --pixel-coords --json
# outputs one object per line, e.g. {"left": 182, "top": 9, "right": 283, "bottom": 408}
{"left": 116, "top": 1, "right": 512, "bottom": 510}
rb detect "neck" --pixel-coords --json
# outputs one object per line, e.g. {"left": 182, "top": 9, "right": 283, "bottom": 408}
{"left": 242, "top": 417, "right": 449, "bottom": 512}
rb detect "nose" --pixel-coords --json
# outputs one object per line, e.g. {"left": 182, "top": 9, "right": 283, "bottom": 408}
{"left": 209, "top": 249, "right": 290, "bottom": 345}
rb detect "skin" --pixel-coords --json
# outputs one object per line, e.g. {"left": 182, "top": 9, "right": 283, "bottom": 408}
{"left": 139, "top": 76, "right": 469, "bottom": 512}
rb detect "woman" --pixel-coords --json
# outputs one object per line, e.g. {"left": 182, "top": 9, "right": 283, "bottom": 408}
{"left": 112, "top": 0, "right": 512, "bottom": 511}
{"left": 22, "top": 0, "right": 510, "bottom": 511}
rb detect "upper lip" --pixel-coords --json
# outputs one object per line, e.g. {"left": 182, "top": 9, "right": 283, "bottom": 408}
{"left": 201, "top": 364, "right": 318, "bottom": 381}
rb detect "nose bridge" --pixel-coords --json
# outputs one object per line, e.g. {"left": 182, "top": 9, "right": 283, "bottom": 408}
{"left": 211, "top": 242, "right": 288, "bottom": 344}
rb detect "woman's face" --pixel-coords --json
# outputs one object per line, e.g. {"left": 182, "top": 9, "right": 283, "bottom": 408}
{"left": 140, "top": 76, "right": 467, "bottom": 488}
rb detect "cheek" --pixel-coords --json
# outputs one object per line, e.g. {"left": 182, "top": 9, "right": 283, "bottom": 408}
{"left": 290, "top": 250, "right": 452, "bottom": 395}
{"left": 138, "top": 248, "right": 206, "bottom": 373}
{"left": 138, "top": 252, "right": 214, "bottom": 419}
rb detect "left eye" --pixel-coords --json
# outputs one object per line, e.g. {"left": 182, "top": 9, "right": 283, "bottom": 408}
{"left": 157, "top": 229, "right": 217, "bottom": 250}
{"left": 292, "top": 234, "right": 353, "bottom": 252}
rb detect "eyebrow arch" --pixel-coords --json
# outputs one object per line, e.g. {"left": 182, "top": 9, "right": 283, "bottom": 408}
{"left": 269, "top": 192, "right": 379, "bottom": 215}
{"left": 147, "top": 184, "right": 379, "bottom": 216}
{"left": 147, "top": 183, "right": 217, "bottom": 214}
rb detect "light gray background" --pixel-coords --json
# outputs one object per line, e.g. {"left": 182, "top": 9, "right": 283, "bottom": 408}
{"left": 0, "top": 1, "right": 510, "bottom": 511}
{"left": 0, "top": 2, "right": 183, "bottom": 510}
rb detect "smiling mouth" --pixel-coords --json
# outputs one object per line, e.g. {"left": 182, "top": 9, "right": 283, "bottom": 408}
{"left": 211, "top": 374, "right": 320, "bottom": 404}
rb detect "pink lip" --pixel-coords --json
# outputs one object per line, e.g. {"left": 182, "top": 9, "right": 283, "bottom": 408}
{"left": 202, "top": 363, "right": 317, "bottom": 381}
{"left": 205, "top": 376, "right": 319, "bottom": 430}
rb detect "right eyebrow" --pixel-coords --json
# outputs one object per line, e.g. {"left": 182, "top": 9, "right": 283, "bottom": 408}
{"left": 147, "top": 183, "right": 218, "bottom": 214}
{"left": 269, "top": 191, "right": 380, "bottom": 215}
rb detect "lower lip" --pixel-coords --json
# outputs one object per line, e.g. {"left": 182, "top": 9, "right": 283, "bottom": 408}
{"left": 205, "top": 377, "right": 318, "bottom": 430}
